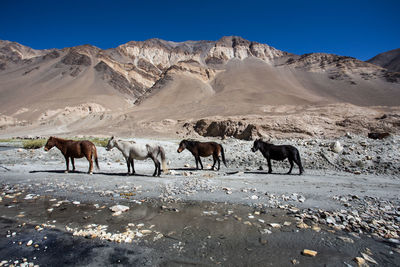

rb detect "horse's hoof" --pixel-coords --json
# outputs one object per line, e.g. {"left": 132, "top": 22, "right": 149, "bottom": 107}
{"left": 64, "top": 171, "right": 69, "bottom": 174}
{"left": 89, "top": 172, "right": 93, "bottom": 175}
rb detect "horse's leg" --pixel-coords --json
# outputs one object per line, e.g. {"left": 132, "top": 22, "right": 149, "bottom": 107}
{"left": 211, "top": 155, "right": 217, "bottom": 170}
{"left": 131, "top": 159, "right": 135, "bottom": 175}
{"left": 267, "top": 158, "right": 272, "bottom": 174}
{"left": 87, "top": 154, "right": 94, "bottom": 174}
{"left": 71, "top": 158, "right": 76, "bottom": 172}
{"left": 194, "top": 155, "right": 199, "bottom": 170}
{"left": 294, "top": 154, "right": 304, "bottom": 175}
{"left": 150, "top": 155, "right": 160, "bottom": 176}
{"left": 126, "top": 157, "right": 131, "bottom": 175}
{"left": 287, "top": 158, "right": 294, "bottom": 174}
{"left": 198, "top": 157, "right": 204, "bottom": 170}
{"left": 64, "top": 156, "right": 69, "bottom": 173}
{"left": 156, "top": 159, "right": 161, "bottom": 176}
{"left": 216, "top": 152, "right": 221, "bottom": 170}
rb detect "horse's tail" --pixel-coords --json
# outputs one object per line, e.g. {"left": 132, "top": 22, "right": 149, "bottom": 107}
{"left": 158, "top": 146, "right": 168, "bottom": 172}
{"left": 93, "top": 145, "right": 100, "bottom": 170}
{"left": 220, "top": 144, "right": 227, "bottom": 167}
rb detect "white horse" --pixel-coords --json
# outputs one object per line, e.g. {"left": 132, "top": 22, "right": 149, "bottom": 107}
{"left": 106, "top": 136, "right": 167, "bottom": 176}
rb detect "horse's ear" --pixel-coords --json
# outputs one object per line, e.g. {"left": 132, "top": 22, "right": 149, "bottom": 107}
{"left": 111, "top": 136, "right": 114, "bottom": 139}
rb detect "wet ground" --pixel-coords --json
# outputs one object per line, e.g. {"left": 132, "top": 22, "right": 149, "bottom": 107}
{"left": 1, "top": 192, "right": 399, "bottom": 266}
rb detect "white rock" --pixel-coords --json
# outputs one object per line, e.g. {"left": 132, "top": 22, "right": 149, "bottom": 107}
{"left": 251, "top": 195, "right": 259, "bottom": 200}
{"left": 110, "top": 205, "right": 129, "bottom": 213}
{"left": 330, "top": 141, "right": 343, "bottom": 153}
{"left": 26, "top": 240, "right": 33, "bottom": 246}
{"left": 260, "top": 229, "right": 272, "bottom": 234}
{"left": 269, "top": 223, "right": 281, "bottom": 228}
{"left": 326, "top": 217, "right": 336, "bottom": 224}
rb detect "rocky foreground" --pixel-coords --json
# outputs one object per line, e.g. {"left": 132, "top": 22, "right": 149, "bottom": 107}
{"left": 0, "top": 135, "right": 399, "bottom": 266}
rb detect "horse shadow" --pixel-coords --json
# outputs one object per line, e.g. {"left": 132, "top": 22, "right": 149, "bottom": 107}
{"left": 30, "top": 170, "right": 85, "bottom": 174}
{"left": 169, "top": 167, "right": 219, "bottom": 172}
{"left": 29, "top": 169, "right": 156, "bottom": 177}
{"left": 97, "top": 172, "right": 154, "bottom": 177}
{"left": 244, "top": 171, "right": 302, "bottom": 176}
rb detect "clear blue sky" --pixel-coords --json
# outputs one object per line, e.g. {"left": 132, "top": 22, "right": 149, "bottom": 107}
{"left": 1, "top": 0, "right": 399, "bottom": 60}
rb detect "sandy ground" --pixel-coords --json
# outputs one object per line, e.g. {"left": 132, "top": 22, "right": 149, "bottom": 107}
{"left": 1, "top": 137, "right": 400, "bottom": 266}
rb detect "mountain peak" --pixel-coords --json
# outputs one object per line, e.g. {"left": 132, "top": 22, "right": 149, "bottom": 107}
{"left": 367, "top": 48, "right": 400, "bottom": 72}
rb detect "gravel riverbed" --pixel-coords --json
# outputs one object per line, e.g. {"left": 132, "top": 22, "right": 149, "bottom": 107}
{"left": 0, "top": 135, "right": 399, "bottom": 266}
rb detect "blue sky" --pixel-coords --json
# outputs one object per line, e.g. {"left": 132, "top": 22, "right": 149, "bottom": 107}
{"left": 1, "top": 0, "right": 399, "bottom": 60}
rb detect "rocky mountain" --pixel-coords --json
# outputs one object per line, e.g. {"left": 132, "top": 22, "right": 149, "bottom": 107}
{"left": 0, "top": 36, "right": 399, "bottom": 137}
{"left": 367, "top": 48, "right": 400, "bottom": 73}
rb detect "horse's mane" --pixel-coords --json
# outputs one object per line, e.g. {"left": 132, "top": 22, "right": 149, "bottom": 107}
{"left": 184, "top": 139, "right": 199, "bottom": 145}
{"left": 50, "top": 136, "right": 71, "bottom": 142}
{"left": 257, "top": 138, "right": 273, "bottom": 145}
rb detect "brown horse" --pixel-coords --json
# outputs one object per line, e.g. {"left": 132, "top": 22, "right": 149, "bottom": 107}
{"left": 177, "top": 140, "right": 226, "bottom": 170}
{"left": 44, "top": 136, "right": 99, "bottom": 174}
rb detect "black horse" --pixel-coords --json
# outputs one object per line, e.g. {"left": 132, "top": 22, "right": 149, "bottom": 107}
{"left": 251, "top": 139, "right": 304, "bottom": 175}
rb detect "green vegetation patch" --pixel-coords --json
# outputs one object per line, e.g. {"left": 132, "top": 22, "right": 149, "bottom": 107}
{"left": 22, "top": 139, "right": 47, "bottom": 149}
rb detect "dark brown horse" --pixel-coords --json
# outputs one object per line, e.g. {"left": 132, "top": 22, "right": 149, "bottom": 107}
{"left": 44, "top": 136, "right": 99, "bottom": 174}
{"left": 251, "top": 139, "right": 304, "bottom": 175}
{"left": 177, "top": 140, "right": 226, "bottom": 170}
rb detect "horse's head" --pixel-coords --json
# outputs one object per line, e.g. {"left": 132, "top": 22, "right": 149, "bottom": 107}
{"left": 106, "top": 136, "right": 116, "bottom": 151}
{"left": 44, "top": 136, "right": 56, "bottom": 151}
{"left": 251, "top": 139, "right": 262, "bottom": 152}
{"left": 177, "top": 140, "right": 187, "bottom": 153}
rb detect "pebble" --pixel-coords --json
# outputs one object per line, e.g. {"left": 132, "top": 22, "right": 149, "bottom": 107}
{"left": 354, "top": 257, "right": 366, "bottom": 265}
{"left": 26, "top": 240, "right": 33, "bottom": 246}
{"left": 361, "top": 253, "right": 377, "bottom": 264}
{"left": 302, "top": 249, "right": 317, "bottom": 257}
{"left": 269, "top": 223, "right": 281, "bottom": 228}
{"left": 338, "top": 236, "right": 354, "bottom": 243}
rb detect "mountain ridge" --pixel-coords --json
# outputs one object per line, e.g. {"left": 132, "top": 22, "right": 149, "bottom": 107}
{"left": 0, "top": 36, "right": 399, "bottom": 137}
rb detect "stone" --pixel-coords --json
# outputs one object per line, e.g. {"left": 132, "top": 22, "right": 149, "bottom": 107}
{"left": 297, "top": 222, "right": 310, "bottom": 229}
{"left": 354, "top": 257, "right": 366, "bottom": 266}
{"left": 361, "top": 253, "right": 378, "bottom": 264}
{"left": 26, "top": 240, "right": 33, "bottom": 246}
{"left": 302, "top": 249, "right": 317, "bottom": 257}
{"left": 326, "top": 216, "right": 336, "bottom": 224}
{"left": 311, "top": 225, "right": 321, "bottom": 232}
{"left": 291, "top": 259, "right": 300, "bottom": 265}
{"left": 330, "top": 141, "right": 343, "bottom": 153}
{"left": 260, "top": 229, "right": 272, "bottom": 234}
{"left": 338, "top": 236, "right": 354, "bottom": 243}
{"left": 259, "top": 236, "right": 268, "bottom": 245}
{"left": 110, "top": 205, "right": 129, "bottom": 213}
{"left": 269, "top": 223, "right": 281, "bottom": 228}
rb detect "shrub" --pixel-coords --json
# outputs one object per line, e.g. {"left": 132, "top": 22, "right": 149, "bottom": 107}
{"left": 22, "top": 139, "right": 47, "bottom": 149}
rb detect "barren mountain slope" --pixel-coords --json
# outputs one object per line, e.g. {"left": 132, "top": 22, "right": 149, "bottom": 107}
{"left": 0, "top": 37, "right": 399, "bottom": 138}
{"left": 367, "top": 48, "right": 400, "bottom": 72}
